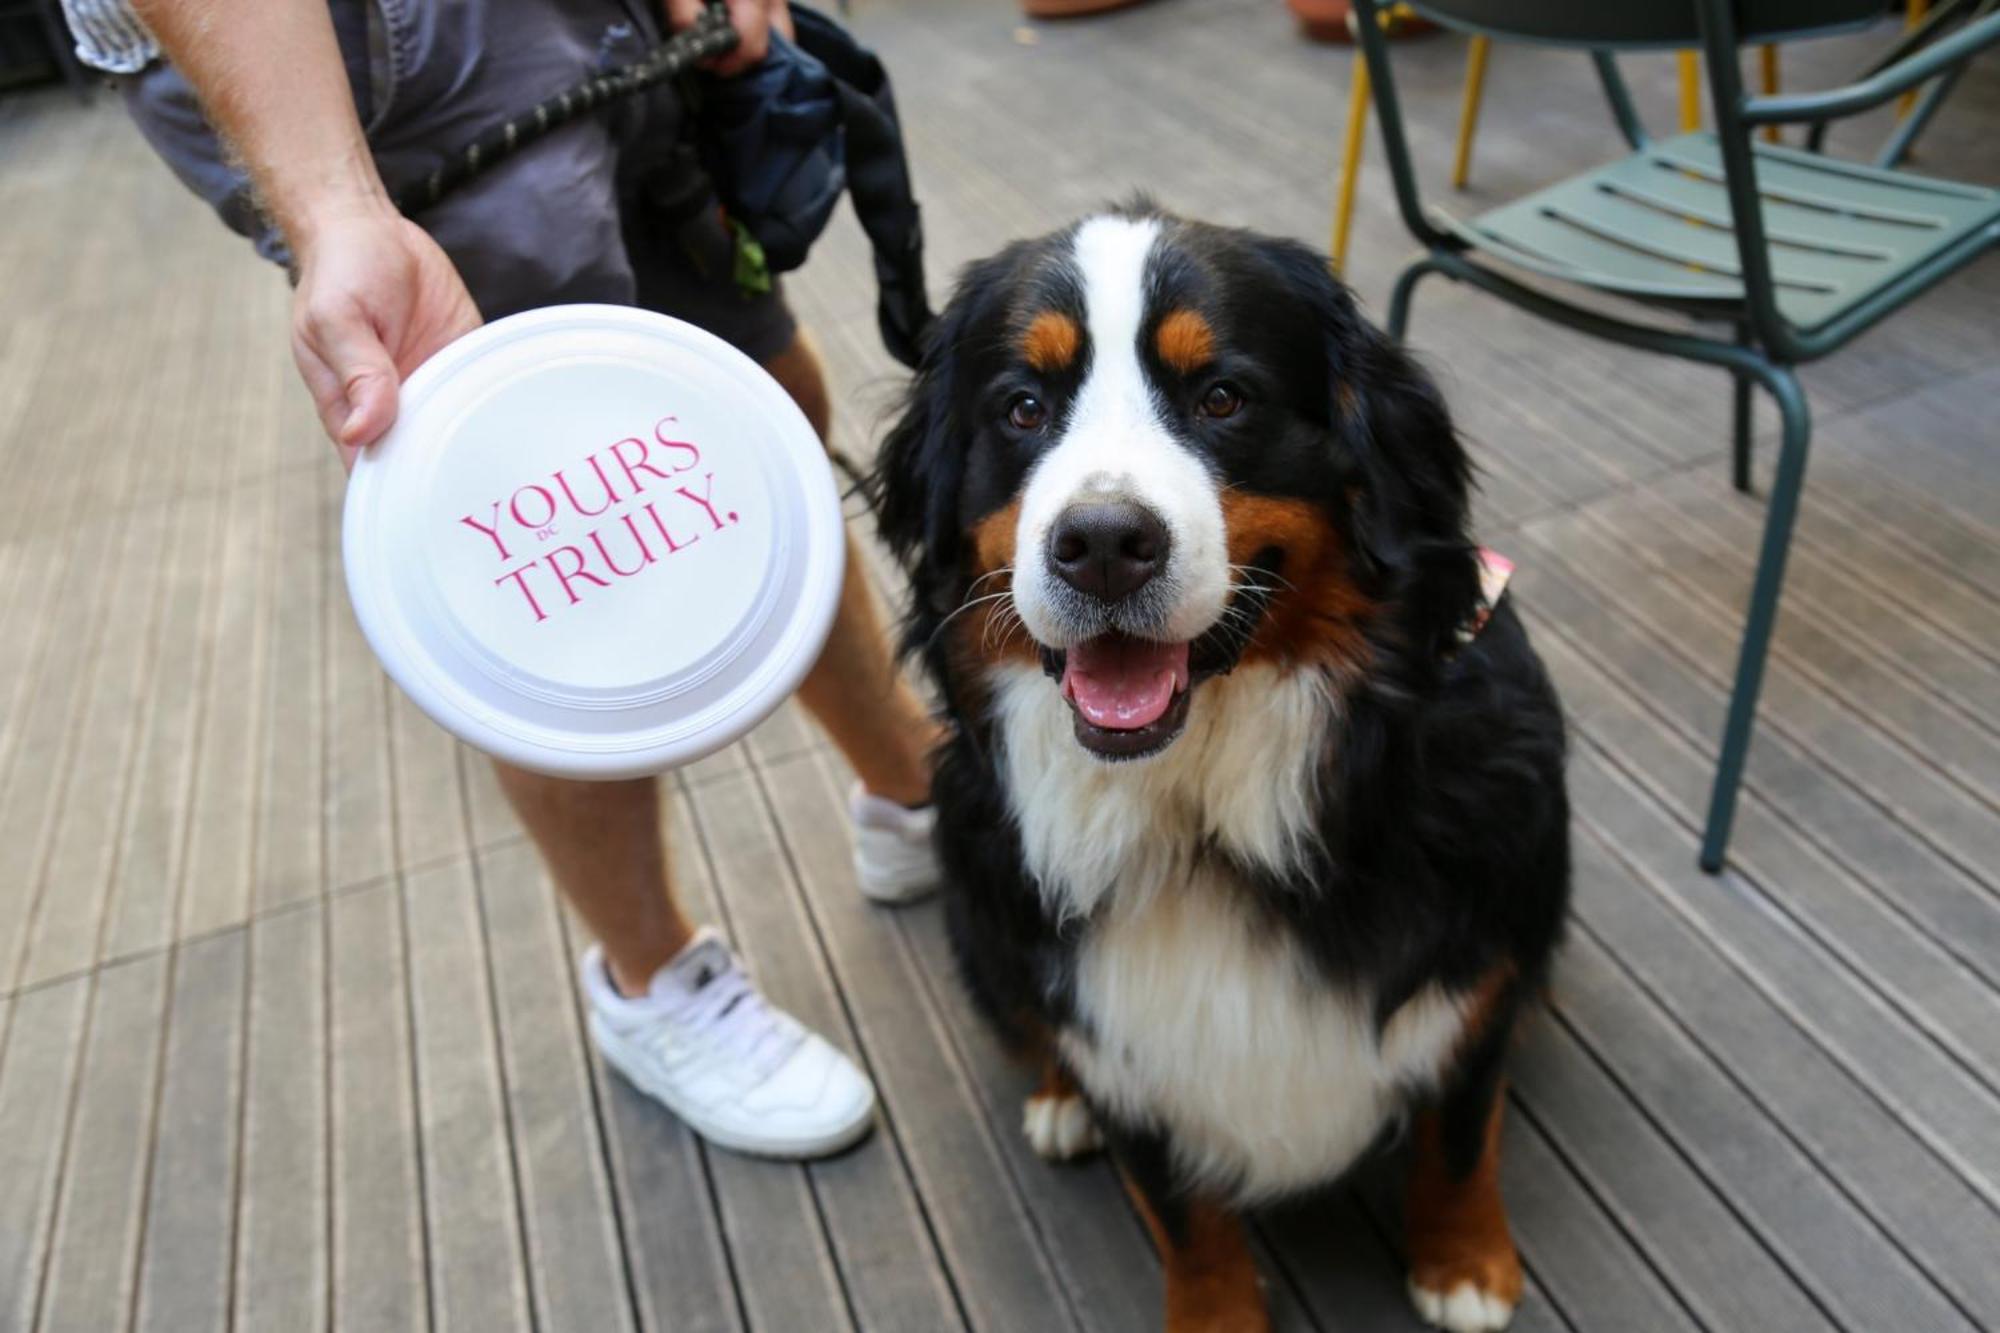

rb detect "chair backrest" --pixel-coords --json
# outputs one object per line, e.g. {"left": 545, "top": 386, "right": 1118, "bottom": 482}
{"left": 1408, "top": 0, "right": 1881, "bottom": 49}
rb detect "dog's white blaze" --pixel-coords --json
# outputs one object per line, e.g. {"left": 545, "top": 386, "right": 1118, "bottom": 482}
{"left": 993, "top": 659, "right": 1467, "bottom": 1201}
{"left": 1011, "top": 215, "right": 1231, "bottom": 646}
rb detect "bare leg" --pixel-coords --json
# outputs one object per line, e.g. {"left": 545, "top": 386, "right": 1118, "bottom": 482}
{"left": 761, "top": 330, "right": 939, "bottom": 807}
{"left": 493, "top": 326, "right": 933, "bottom": 996}
{"left": 493, "top": 765, "right": 692, "bottom": 997}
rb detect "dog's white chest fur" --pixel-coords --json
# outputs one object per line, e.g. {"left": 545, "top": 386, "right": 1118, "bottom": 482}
{"left": 994, "top": 663, "right": 1469, "bottom": 1201}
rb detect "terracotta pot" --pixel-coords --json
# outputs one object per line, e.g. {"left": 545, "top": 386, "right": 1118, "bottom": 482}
{"left": 1285, "top": 0, "right": 1438, "bottom": 43}
{"left": 1285, "top": 0, "right": 1355, "bottom": 41}
{"left": 1022, "top": 0, "right": 1154, "bottom": 16}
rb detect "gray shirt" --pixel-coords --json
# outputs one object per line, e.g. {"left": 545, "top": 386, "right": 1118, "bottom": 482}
{"left": 59, "top": 0, "right": 160, "bottom": 74}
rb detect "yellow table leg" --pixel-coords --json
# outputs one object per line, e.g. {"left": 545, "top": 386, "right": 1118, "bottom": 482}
{"left": 1901, "top": 0, "right": 1930, "bottom": 117}
{"left": 1332, "top": 50, "right": 1371, "bottom": 276}
{"left": 1451, "top": 35, "right": 1491, "bottom": 190}
{"left": 1678, "top": 50, "right": 1702, "bottom": 132}
{"left": 1760, "top": 45, "right": 1780, "bottom": 142}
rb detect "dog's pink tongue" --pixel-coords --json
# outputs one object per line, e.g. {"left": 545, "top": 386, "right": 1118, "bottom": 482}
{"left": 1063, "top": 637, "right": 1190, "bottom": 730}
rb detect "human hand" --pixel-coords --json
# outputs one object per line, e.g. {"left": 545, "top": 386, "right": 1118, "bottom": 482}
{"left": 288, "top": 203, "right": 483, "bottom": 468}
{"left": 664, "top": 0, "right": 793, "bottom": 77}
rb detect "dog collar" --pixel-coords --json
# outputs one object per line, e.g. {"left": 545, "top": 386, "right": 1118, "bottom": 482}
{"left": 1455, "top": 548, "right": 1515, "bottom": 647}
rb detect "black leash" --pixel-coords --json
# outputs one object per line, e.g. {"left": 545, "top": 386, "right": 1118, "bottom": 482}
{"left": 392, "top": 4, "right": 740, "bottom": 217}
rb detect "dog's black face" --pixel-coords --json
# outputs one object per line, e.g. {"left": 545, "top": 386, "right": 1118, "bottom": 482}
{"left": 877, "top": 205, "right": 1481, "bottom": 760}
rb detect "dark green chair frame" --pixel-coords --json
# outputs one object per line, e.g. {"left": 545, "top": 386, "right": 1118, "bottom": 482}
{"left": 1350, "top": 0, "right": 2000, "bottom": 871}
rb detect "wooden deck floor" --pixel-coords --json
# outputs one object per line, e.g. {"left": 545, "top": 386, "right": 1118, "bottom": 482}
{"left": 2, "top": 1, "right": 1997, "bottom": 1329}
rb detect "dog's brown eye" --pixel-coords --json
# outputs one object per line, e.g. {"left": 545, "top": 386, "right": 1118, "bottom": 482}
{"left": 1199, "top": 382, "right": 1244, "bottom": 419}
{"left": 1007, "top": 393, "right": 1048, "bottom": 432}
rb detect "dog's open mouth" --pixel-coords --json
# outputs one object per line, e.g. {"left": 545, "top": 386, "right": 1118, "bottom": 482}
{"left": 1037, "top": 548, "right": 1284, "bottom": 761}
{"left": 1057, "top": 633, "right": 1193, "bottom": 760}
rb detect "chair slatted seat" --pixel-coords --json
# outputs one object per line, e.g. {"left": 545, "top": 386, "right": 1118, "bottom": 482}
{"left": 1455, "top": 133, "right": 2000, "bottom": 330}
{"left": 1352, "top": 0, "right": 2000, "bottom": 871}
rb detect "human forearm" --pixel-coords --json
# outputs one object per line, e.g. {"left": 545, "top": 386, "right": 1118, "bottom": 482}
{"left": 129, "top": 0, "right": 389, "bottom": 251}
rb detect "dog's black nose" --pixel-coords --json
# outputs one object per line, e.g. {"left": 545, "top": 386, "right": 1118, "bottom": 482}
{"left": 1048, "top": 501, "right": 1170, "bottom": 602}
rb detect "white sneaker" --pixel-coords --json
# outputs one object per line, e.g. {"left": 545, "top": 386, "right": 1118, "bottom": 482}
{"left": 849, "top": 785, "right": 941, "bottom": 904}
{"left": 582, "top": 932, "right": 876, "bottom": 1159}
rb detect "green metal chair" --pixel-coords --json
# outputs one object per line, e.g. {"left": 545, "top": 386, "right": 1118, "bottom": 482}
{"left": 1349, "top": 0, "right": 2000, "bottom": 872}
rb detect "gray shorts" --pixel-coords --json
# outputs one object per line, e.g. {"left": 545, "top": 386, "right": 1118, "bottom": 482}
{"left": 120, "top": 0, "right": 796, "bottom": 362}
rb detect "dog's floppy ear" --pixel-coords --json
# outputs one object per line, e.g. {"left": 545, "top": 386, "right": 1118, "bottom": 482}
{"left": 1343, "top": 321, "right": 1482, "bottom": 657}
{"left": 871, "top": 249, "right": 1013, "bottom": 612}
{"left": 1257, "top": 239, "right": 1481, "bottom": 659}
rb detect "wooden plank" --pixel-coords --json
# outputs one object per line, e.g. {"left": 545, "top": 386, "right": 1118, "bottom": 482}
{"left": 94, "top": 261, "right": 248, "bottom": 960}
{"left": 1506, "top": 1013, "right": 1838, "bottom": 1331}
{"left": 329, "top": 881, "right": 427, "bottom": 1333}
{"left": 458, "top": 742, "right": 522, "bottom": 852}
{"left": 0, "top": 318, "right": 164, "bottom": 991}
{"left": 1522, "top": 615, "right": 2000, "bottom": 1087}
{"left": 1644, "top": 468, "right": 2000, "bottom": 733}
{"left": 391, "top": 690, "right": 473, "bottom": 872}
{"left": 1810, "top": 454, "right": 2000, "bottom": 602}
{"left": 0, "top": 978, "right": 90, "bottom": 1331}
{"left": 766, "top": 751, "right": 1117, "bottom": 1332}
{"left": 1819, "top": 365, "right": 2000, "bottom": 526}
{"left": 17, "top": 495, "right": 175, "bottom": 988}
{"left": 402, "top": 856, "right": 535, "bottom": 1332}
{"left": 35, "top": 954, "right": 170, "bottom": 1333}
{"left": 743, "top": 696, "right": 823, "bottom": 769}
{"left": 1588, "top": 486, "right": 2000, "bottom": 802}
{"left": 1560, "top": 813, "right": 2000, "bottom": 1324}
{"left": 1351, "top": 1101, "right": 1702, "bottom": 1333}
{"left": 1529, "top": 507, "right": 2000, "bottom": 879}
{"left": 177, "top": 421, "right": 281, "bottom": 940}
{"left": 1511, "top": 534, "right": 2000, "bottom": 999}
{"left": 326, "top": 599, "right": 397, "bottom": 894}
{"left": 1769, "top": 475, "right": 2000, "bottom": 664}
{"left": 1551, "top": 924, "right": 1974, "bottom": 1331}
{"left": 1567, "top": 725, "right": 2000, "bottom": 1195}
{"left": 132, "top": 929, "right": 249, "bottom": 1333}
{"left": 1563, "top": 747, "right": 2000, "bottom": 1307}
{"left": 687, "top": 768, "right": 947, "bottom": 1332}
{"left": 100, "top": 488, "right": 229, "bottom": 961}
{"left": 256, "top": 451, "right": 334, "bottom": 912}
{"left": 476, "top": 838, "right": 636, "bottom": 1333}
{"left": 568, "top": 798, "right": 743, "bottom": 1333}
{"left": 234, "top": 901, "right": 330, "bottom": 1333}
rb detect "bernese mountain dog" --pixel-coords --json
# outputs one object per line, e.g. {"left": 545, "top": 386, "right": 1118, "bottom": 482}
{"left": 873, "top": 204, "right": 1570, "bottom": 1333}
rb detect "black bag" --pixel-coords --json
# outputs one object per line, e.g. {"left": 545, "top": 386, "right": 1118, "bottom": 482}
{"left": 694, "top": 7, "right": 934, "bottom": 369}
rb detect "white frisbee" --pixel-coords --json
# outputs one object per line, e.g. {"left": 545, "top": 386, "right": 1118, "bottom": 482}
{"left": 342, "top": 304, "right": 844, "bottom": 780}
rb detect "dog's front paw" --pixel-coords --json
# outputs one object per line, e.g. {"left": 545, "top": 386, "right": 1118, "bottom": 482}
{"left": 1407, "top": 1262, "right": 1519, "bottom": 1333}
{"left": 1021, "top": 1090, "right": 1102, "bottom": 1161}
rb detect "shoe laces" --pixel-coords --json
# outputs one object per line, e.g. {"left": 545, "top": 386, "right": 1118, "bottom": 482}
{"left": 657, "top": 955, "right": 804, "bottom": 1083}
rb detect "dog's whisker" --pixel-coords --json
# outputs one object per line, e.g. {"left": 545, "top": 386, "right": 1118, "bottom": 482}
{"left": 1229, "top": 563, "right": 1297, "bottom": 593}
{"left": 929, "top": 588, "right": 1019, "bottom": 651}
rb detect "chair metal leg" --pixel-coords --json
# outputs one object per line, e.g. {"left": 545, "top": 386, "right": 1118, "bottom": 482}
{"left": 1901, "top": 0, "right": 1933, "bottom": 116}
{"left": 1678, "top": 50, "right": 1702, "bottom": 131}
{"left": 1759, "top": 45, "right": 1780, "bottom": 143}
{"left": 1732, "top": 373, "right": 1754, "bottom": 492}
{"left": 1731, "top": 323, "right": 1754, "bottom": 493}
{"left": 1386, "top": 254, "right": 1447, "bottom": 342}
{"left": 1332, "top": 51, "right": 1372, "bottom": 276}
{"left": 1877, "top": 58, "right": 1967, "bottom": 167}
{"left": 1700, "top": 363, "right": 1811, "bottom": 873}
{"left": 1451, "top": 36, "right": 1491, "bottom": 189}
